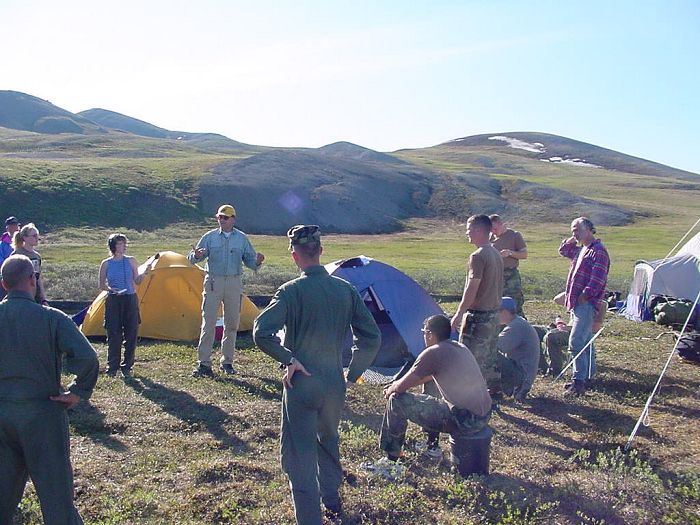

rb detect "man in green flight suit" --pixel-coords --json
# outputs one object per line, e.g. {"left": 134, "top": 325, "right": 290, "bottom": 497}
{"left": 0, "top": 255, "right": 99, "bottom": 525}
{"left": 253, "top": 225, "right": 381, "bottom": 525}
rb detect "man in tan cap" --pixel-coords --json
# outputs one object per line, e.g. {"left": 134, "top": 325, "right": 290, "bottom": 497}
{"left": 188, "top": 204, "right": 264, "bottom": 377}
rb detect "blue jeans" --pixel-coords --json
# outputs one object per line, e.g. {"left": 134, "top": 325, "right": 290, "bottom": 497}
{"left": 569, "top": 302, "right": 595, "bottom": 380}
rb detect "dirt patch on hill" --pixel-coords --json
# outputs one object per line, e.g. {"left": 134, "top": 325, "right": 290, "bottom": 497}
{"left": 199, "top": 150, "right": 434, "bottom": 234}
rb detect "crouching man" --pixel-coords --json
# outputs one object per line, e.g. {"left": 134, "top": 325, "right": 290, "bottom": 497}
{"left": 497, "top": 297, "right": 541, "bottom": 401}
{"left": 365, "top": 315, "right": 492, "bottom": 476}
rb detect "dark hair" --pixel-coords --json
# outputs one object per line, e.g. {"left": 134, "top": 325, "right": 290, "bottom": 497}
{"left": 108, "top": 233, "right": 128, "bottom": 254}
{"left": 292, "top": 241, "right": 321, "bottom": 259}
{"left": 424, "top": 315, "right": 452, "bottom": 342}
{"left": 467, "top": 214, "right": 492, "bottom": 233}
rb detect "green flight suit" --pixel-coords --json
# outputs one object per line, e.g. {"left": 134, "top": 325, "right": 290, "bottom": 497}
{"left": 253, "top": 265, "right": 381, "bottom": 525}
{"left": 0, "top": 291, "right": 99, "bottom": 525}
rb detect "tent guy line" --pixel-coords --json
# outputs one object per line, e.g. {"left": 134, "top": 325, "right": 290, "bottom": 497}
{"left": 625, "top": 287, "right": 700, "bottom": 452}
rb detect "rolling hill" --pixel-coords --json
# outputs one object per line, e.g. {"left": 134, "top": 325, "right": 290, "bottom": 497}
{"left": 433, "top": 132, "right": 698, "bottom": 180}
{"left": 78, "top": 108, "right": 254, "bottom": 153}
{"left": 0, "top": 91, "right": 105, "bottom": 134}
{"left": 0, "top": 90, "right": 697, "bottom": 232}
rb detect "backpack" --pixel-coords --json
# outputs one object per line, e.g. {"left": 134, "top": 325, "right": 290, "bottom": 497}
{"left": 677, "top": 333, "right": 700, "bottom": 364}
{"left": 653, "top": 299, "right": 697, "bottom": 328}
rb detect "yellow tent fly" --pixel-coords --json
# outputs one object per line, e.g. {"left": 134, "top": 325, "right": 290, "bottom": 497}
{"left": 80, "top": 251, "right": 259, "bottom": 341}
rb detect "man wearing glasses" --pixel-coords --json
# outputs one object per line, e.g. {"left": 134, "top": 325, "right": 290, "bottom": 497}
{"left": 188, "top": 204, "right": 265, "bottom": 377}
{"left": 364, "top": 315, "right": 491, "bottom": 477}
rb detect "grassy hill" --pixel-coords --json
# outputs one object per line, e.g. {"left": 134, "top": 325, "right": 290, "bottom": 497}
{"left": 0, "top": 91, "right": 697, "bottom": 236}
{"left": 78, "top": 108, "right": 254, "bottom": 153}
{"left": 0, "top": 91, "right": 105, "bottom": 134}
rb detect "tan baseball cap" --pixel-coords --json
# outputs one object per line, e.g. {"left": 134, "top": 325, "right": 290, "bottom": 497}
{"left": 216, "top": 205, "right": 236, "bottom": 218}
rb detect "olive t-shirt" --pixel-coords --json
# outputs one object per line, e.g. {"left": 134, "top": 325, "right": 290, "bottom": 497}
{"left": 491, "top": 229, "right": 527, "bottom": 269}
{"left": 468, "top": 244, "right": 503, "bottom": 311}
{"left": 411, "top": 340, "right": 492, "bottom": 417}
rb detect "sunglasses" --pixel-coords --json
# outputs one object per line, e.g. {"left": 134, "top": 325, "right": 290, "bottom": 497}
{"left": 421, "top": 328, "right": 432, "bottom": 334}
{"left": 216, "top": 215, "right": 233, "bottom": 220}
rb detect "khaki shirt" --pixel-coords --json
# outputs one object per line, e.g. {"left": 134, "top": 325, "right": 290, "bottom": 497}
{"left": 468, "top": 244, "right": 503, "bottom": 311}
{"left": 253, "top": 265, "right": 381, "bottom": 382}
{"left": 491, "top": 229, "right": 527, "bottom": 269}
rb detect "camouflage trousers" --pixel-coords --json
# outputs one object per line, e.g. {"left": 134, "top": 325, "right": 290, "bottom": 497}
{"left": 498, "top": 354, "right": 527, "bottom": 400}
{"left": 543, "top": 329, "right": 570, "bottom": 376}
{"left": 460, "top": 310, "right": 501, "bottom": 391}
{"left": 380, "top": 392, "right": 490, "bottom": 457}
{"left": 503, "top": 267, "right": 525, "bottom": 317}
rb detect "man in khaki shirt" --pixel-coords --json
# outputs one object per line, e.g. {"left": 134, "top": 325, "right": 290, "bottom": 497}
{"left": 451, "top": 214, "right": 504, "bottom": 393}
{"left": 490, "top": 214, "right": 528, "bottom": 317}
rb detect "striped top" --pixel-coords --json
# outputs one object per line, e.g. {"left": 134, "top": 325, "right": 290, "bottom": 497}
{"left": 106, "top": 257, "right": 135, "bottom": 295}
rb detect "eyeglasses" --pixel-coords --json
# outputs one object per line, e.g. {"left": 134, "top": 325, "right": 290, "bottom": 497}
{"left": 421, "top": 328, "right": 432, "bottom": 334}
{"left": 217, "top": 215, "right": 233, "bottom": 220}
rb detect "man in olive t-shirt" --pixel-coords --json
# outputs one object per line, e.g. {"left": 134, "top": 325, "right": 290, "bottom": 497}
{"left": 490, "top": 215, "right": 528, "bottom": 317}
{"left": 451, "top": 214, "right": 504, "bottom": 393}
{"left": 377, "top": 315, "right": 492, "bottom": 461}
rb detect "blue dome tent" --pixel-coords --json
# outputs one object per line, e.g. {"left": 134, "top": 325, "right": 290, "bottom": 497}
{"left": 325, "top": 256, "right": 446, "bottom": 369}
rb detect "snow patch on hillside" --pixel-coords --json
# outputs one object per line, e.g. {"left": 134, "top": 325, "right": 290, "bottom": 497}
{"left": 488, "top": 136, "right": 546, "bottom": 153}
{"left": 540, "top": 157, "right": 600, "bottom": 168}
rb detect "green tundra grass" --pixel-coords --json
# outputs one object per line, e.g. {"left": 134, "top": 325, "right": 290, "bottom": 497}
{"left": 12, "top": 302, "right": 700, "bottom": 525}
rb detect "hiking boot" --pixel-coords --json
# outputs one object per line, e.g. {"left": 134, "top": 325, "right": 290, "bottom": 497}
{"left": 414, "top": 440, "right": 443, "bottom": 459}
{"left": 564, "top": 379, "right": 586, "bottom": 397}
{"left": 219, "top": 363, "right": 236, "bottom": 375}
{"left": 488, "top": 388, "right": 504, "bottom": 401}
{"left": 323, "top": 502, "right": 344, "bottom": 523}
{"left": 360, "top": 457, "right": 405, "bottom": 481}
{"left": 192, "top": 364, "right": 215, "bottom": 378}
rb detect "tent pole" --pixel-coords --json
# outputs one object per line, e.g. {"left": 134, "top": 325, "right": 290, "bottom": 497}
{"left": 660, "top": 216, "right": 700, "bottom": 262}
{"left": 625, "top": 288, "right": 700, "bottom": 452}
{"left": 553, "top": 325, "right": 606, "bottom": 383}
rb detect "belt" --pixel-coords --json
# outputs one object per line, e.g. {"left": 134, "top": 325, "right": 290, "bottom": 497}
{"left": 467, "top": 309, "right": 497, "bottom": 314}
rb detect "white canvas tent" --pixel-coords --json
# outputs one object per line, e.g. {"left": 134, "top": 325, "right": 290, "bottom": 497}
{"left": 624, "top": 231, "right": 700, "bottom": 321}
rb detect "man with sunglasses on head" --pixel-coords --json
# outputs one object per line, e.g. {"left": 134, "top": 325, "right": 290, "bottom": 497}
{"left": 364, "top": 315, "right": 491, "bottom": 477}
{"left": 188, "top": 204, "right": 265, "bottom": 377}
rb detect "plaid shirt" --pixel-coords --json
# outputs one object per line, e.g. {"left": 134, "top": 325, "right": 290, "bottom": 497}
{"left": 559, "top": 238, "right": 610, "bottom": 313}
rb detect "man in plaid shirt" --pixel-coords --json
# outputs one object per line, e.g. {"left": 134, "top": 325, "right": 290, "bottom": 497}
{"left": 558, "top": 217, "right": 610, "bottom": 397}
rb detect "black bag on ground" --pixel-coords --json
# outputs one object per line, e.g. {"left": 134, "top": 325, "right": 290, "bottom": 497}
{"left": 677, "top": 333, "right": 700, "bottom": 364}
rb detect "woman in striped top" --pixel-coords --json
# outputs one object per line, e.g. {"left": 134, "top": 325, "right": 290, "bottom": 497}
{"left": 98, "top": 233, "right": 150, "bottom": 377}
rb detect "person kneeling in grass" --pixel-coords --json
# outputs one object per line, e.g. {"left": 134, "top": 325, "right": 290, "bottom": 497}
{"left": 497, "top": 297, "right": 541, "bottom": 401}
{"left": 363, "top": 315, "right": 492, "bottom": 479}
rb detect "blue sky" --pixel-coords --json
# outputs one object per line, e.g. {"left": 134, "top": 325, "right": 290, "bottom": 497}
{"left": 2, "top": 0, "right": 699, "bottom": 172}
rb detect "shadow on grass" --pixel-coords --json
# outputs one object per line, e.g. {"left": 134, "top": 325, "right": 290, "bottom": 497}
{"left": 230, "top": 375, "right": 283, "bottom": 402}
{"left": 598, "top": 364, "right": 700, "bottom": 396}
{"left": 124, "top": 376, "right": 250, "bottom": 451}
{"left": 529, "top": 396, "right": 659, "bottom": 438}
{"left": 483, "top": 473, "right": 627, "bottom": 525}
{"left": 70, "top": 401, "right": 129, "bottom": 452}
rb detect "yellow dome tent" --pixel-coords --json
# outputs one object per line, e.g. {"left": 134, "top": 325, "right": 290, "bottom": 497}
{"left": 80, "top": 251, "right": 260, "bottom": 341}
